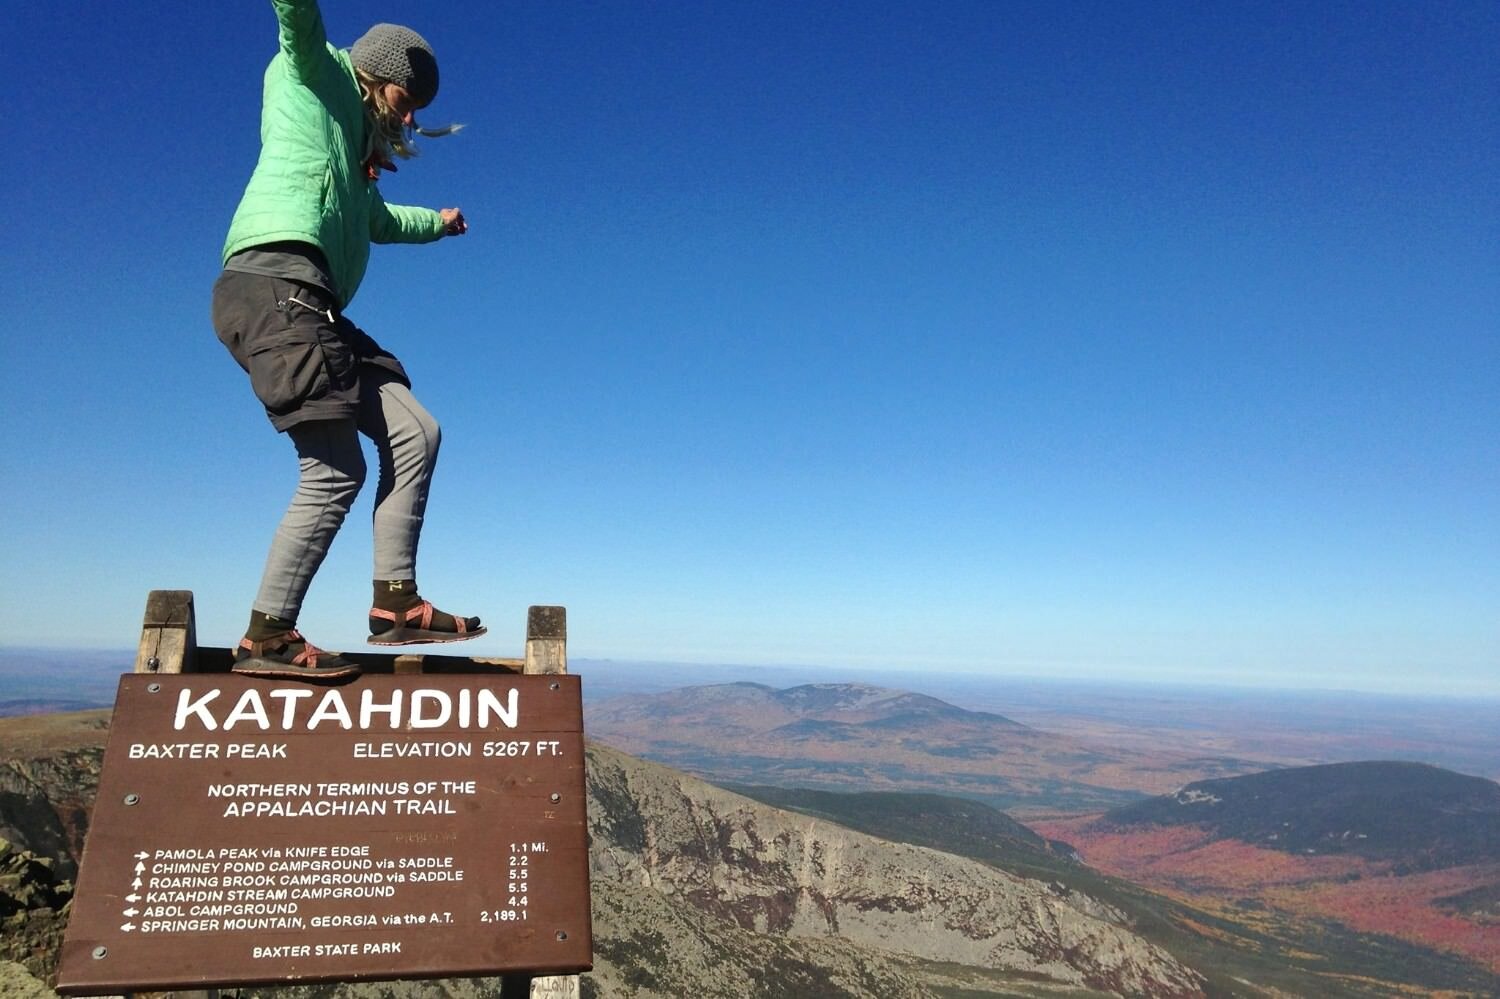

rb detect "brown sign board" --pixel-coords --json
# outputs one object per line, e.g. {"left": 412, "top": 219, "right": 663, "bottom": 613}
{"left": 56, "top": 674, "right": 591, "bottom": 994}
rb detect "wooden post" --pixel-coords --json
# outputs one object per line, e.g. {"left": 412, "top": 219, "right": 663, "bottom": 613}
{"left": 129, "top": 591, "right": 214, "bottom": 999}
{"left": 133, "top": 590, "right": 197, "bottom": 675}
{"left": 524, "top": 606, "right": 568, "bottom": 675}
{"left": 501, "top": 607, "right": 581, "bottom": 999}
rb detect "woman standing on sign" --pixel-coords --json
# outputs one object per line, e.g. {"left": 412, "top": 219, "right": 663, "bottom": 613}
{"left": 212, "top": 0, "right": 483, "bottom": 679}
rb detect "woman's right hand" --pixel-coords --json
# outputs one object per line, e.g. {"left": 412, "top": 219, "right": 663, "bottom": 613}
{"left": 440, "top": 208, "right": 468, "bottom": 236}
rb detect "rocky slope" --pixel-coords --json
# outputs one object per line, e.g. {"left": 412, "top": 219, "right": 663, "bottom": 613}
{"left": 586, "top": 742, "right": 1204, "bottom": 997}
{"left": 1, "top": 839, "right": 70, "bottom": 970}
{"left": 0, "top": 710, "right": 110, "bottom": 882}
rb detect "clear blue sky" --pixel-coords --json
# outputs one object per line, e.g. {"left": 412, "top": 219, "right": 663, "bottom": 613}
{"left": 4, "top": 1, "right": 1496, "bottom": 695}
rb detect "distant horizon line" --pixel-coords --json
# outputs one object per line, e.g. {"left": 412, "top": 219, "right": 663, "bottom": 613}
{"left": 2, "top": 644, "right": 1496, "bottom": 703}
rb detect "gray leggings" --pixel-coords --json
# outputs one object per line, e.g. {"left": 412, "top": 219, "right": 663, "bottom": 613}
{"left": 254, "top": 368, "right": 441, "bottom": 622}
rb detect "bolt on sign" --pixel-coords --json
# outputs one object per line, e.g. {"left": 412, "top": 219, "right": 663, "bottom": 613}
{"left": 56, "top": 674, "right": 592, "bottom": 994}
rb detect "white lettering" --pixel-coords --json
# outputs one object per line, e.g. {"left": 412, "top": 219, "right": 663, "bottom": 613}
{"left": 409, "top": 689, "right": 451, "bottom": 729}
{"left": 166, "top": 685, "right": 522, "bottom": 731}
{"left": 479, "top": 687, "right": 519, "bottom": 728}
{"left": 360, "top": 688, "right": 404, "bottom": 729}
{"left": 268, "top": 688, "right": 314, "bottom": 727}
{"left": 174, "top": 689, "right": 221, "bottom": 731}
{"left": 308, "top": 689, "right": 354, "bottom": 729}
{"left": 223, "top": 690, "right": 272, "bottom": 730}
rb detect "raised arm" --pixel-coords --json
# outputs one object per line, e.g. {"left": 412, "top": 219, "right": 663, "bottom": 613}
{"left": 271, "top": 0, "right": 329, "bottom": 83}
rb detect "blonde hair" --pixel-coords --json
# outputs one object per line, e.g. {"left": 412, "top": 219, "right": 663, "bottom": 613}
{"left": 356, "top": 68, "right": 463, "bottom": 165}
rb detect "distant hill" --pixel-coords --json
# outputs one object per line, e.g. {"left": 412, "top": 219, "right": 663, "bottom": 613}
{"left": 592, "top": 680, "right": 1028, "bottom": 733}
{"left": 722, "top": 785, "right": 1077, "bottom": 865}
{"left": 1099, "top": 761, "right": 1500, "bottom": 870}
{"left": 0, "top": 700, "right": 108, "bottom": 717}
{"left": 587, "top": 681, "right": 1267, "bottom": 813}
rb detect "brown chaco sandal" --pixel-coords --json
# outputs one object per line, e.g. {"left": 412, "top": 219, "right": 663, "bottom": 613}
{"left": 232, "top": 630, "right": 361, "bottom": 680}
{"left": 367, "top": 601, "right": 486, "bottom": 646}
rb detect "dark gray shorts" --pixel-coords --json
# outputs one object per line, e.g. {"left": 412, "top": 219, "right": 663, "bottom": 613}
{"left": 211, "top": 269, "right": 410, "bottom": 432}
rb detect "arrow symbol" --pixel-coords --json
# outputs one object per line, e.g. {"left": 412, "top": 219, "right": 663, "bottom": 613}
{"left": 134, "top": 852, "right": 148, "bottom": 860}
{"left": 132, "top": 878, "right": 142, "bottom": 890}
{"left": 122, "top": 908, "right": 139, "bottom": 917}
{"left": 120, "top": 923, "right": 136, "bottom": 933}
{"left": 125, "top": 894, "right": 140, "bottom": 903}
{"left": 134, "top": 862, "right": 145, "bottom": 874}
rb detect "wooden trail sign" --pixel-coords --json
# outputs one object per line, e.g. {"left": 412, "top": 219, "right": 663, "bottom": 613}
{"left": 56, "top": 596, "right": 591, "bottom": 996}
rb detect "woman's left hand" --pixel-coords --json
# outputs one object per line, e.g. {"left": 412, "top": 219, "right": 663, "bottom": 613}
{"left": 440, "top": 208, "right": 468, "bottom": 236}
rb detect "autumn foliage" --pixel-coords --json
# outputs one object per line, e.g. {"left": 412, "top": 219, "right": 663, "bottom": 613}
{"left": 1031, "top": 816, "right": 1500, "bottom": 973}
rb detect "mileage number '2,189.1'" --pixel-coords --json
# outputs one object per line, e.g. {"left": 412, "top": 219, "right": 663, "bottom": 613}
{"left": 479, "top": 841, "right": 542, "bottom": 923}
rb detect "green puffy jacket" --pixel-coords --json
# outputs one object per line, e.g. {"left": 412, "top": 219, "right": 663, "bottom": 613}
{"left": 222, "top": 0, "right": 446, "bottom": 308}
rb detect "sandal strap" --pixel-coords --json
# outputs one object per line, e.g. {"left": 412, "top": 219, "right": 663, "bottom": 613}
{"left": 293, "top": 638, "right": 326, "bottom": 669}
{"left": 239, "top": 629, "right": 303, "bottom": 656}
{"left": 239, "top": 629, "right": 325, "bottom": 668}
{"left": 370, "top": 601, "right": 442, "bottom": 630}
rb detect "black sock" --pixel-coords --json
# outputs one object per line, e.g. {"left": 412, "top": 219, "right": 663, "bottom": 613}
{"left": 374, "top": 579, "right": 421, "bottom": 612}
{"left": 247, "top": 611, "right": 296, "bottom": 642}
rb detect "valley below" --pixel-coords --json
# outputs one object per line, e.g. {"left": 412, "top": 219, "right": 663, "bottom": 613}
{"left": 584, "top": 678, "right": 1500, "bottom": 995}
{"left": 3, "top": 656, "right": 1499, "bottom": 997}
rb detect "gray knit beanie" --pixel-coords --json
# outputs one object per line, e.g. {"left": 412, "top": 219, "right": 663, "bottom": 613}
{"left": 351, "top": 24, "right": 439, "bottom": 107}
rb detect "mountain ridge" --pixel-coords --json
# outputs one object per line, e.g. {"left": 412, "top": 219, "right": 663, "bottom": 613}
{"left": 1099, "top": 760, "right": 1500, "bottom": 869}
{"left": 587, "top": 680, "right": 1267, "bottom": 813}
